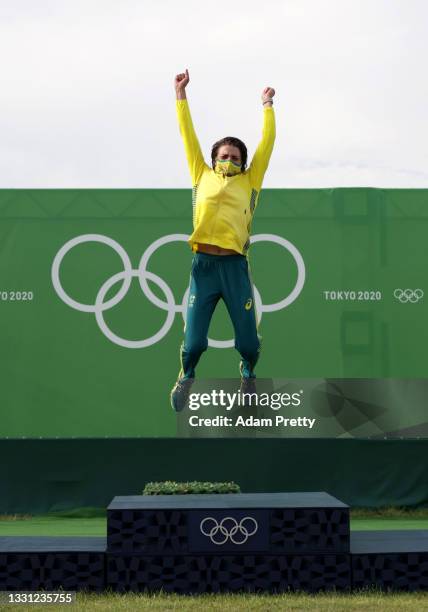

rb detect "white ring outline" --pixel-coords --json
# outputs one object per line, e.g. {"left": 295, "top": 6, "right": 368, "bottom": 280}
{"left": 394, "top": 288, "right": 424, "bottom": 303}
{"left": 51, "top": 234, "right": 132, "bottom": 313}
{"left": 95, "top": 270, "right": 176, "bottom": 348}
{"left": 200, "top": 516, "right": 258, "bottom": 545}
{"left": 138, "top": 234, "right": 189, "bottom": 312}
{"left": 250, "top": 233, "right": 305, "bottom": 312}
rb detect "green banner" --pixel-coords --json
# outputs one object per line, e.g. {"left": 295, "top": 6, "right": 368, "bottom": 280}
{"left": 0, "top": 188, "right": 427, "bottom": 438}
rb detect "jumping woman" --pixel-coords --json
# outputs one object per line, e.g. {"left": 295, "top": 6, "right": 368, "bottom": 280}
{"left": 171, "top": 68, "right": 276, "bottom": 411}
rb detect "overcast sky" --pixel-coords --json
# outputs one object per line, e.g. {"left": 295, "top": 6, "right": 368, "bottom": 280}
{"left": 0, "top": 0, "right": 427, "bottom": 188}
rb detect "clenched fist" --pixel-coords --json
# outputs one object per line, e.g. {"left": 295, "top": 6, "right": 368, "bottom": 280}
{"left": 262, "top": 87, "right": 275, "bottom": 103}
{"left": 175, "top": 68, "right": 190, "bottom": 92}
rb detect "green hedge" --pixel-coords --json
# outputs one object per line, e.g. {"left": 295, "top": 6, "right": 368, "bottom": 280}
{"left": 143, "top": 481, "right": 241, "bottom": 495}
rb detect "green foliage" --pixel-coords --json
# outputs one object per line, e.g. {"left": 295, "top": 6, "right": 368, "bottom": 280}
{"left": 143, "top": 481, "right": 241, "bottom": 495}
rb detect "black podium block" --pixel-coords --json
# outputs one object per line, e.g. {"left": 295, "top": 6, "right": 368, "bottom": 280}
{"left": 351, "top": 530, "right": 428, "bottom": 591}
{"left": 106, "top": 492, "right": 351, "bottom": 593}
{"left": 0, "top": 537, "right": 106, "bottom": 592}
{"left": 107, "top": 492, "right": 350, "bottom": 555}
{"left": 106, "top": 553, "right": 351, "bottom": 593}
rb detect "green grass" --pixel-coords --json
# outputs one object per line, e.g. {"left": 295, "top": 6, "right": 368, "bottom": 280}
{"left": 0, "top": 507, "right": 428, "bottom": 536}
{"left": 19, "top": 590, "right": 428, "bottom": 611}
{"left": 0, "top": 516, "right": 106, "bottom": 536}
{"left": 352, "top": 518, "right": 428, "bottom": 530}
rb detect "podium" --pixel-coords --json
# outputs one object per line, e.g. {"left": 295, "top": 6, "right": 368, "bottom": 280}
{"left": 0, "top": 492, "right": 427, "bottom": 592}
{"left": 106, "top": 492, "right": 350, "bottom": 592}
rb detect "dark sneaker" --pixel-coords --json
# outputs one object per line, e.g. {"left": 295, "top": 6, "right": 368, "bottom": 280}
{"left": 170, "top": 377, "right": 195, "bottom": 412}
{"left": 239, "top": 377, "right": 257, "bottom": 407}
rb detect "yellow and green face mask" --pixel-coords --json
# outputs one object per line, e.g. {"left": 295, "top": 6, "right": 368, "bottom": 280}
{"left": 214, "top": 159, "right": 242, "bottom": 176}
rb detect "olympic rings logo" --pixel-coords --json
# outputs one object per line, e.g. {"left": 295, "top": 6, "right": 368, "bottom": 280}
{"left": 200, "top": 516, "right": 258, "bottom": 545}
{"left": 393, "top": 288, "right": 424, "bottom": 303}
{"left": 51, "top": 233, "right": 305, "bottom": 349}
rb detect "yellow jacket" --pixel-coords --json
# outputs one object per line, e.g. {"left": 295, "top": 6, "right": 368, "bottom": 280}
{"left": 176, "top": 99, "right": 276, "bottom": 255}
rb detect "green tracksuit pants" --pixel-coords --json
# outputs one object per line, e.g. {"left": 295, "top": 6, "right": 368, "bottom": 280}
{"left": 178, "top": 251, "right": 261, "bottom": 380}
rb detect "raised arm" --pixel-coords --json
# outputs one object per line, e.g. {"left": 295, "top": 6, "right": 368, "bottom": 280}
{"left": 175, "top": 69, "right": 207, "bottom": 185}
{"left": 248, "top": 87, "right": 276, "bottom": 192}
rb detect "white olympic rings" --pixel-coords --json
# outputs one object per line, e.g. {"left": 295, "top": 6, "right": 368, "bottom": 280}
{"left": 393, "top": 288, "right": 424, "bottom": 304}
{"left": 200, "top": 516, "right": 258, "bottom": 545}
{"left": 51, "top": 233, "right": 306, "bottom": 349}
